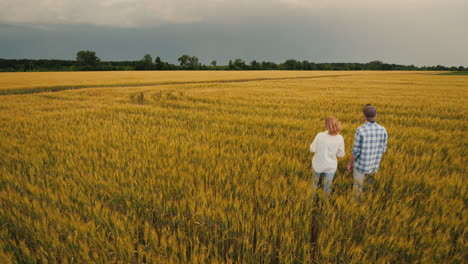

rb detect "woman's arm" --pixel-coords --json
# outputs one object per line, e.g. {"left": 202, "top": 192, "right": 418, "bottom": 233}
{"left": 310, "top": 133, "right": 320, "bottom": 152}
{"left": 337, "top": 137, "right": 345, "bottom": 158}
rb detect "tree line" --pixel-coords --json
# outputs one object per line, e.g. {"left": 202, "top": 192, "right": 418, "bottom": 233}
{"left": 0, "top": 50, "right": 466, "bottom": 72}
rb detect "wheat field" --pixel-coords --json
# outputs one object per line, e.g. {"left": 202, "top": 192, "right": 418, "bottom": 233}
{"left": 0, "top": 71, "right": 466, "bottom": 263}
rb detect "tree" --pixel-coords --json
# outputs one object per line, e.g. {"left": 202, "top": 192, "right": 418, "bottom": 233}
{"left": 308, "top": 62, "right": 317, "bottom": 70}
{"left": 283, "top": 59, "right": 298, "bottom": 70}
{"left": 188, "top": 56, "right": 200, "bottom": 69}
{"left": 178, "top": 55, "right": 200, "bottom": 69}
{"left": 143, "top": 54, "right": 153, "bottom": 67}
{"left": 434, "top": 65, "right": 448, "bottom": 71}
{"left": 318, "top": 63, "right": 332, "bottom": 70}
{"left": 178, "top": 55, "right": 190, "bottom": 67}
{"left": 211, "top": 60, "right": 217, "bottom": 67}
{"left": 76, "top": 50, "right": 100, "bottom": 66}
{"left": 367, "top": 60, "right": 383, "bottom": 70}
{"left": 155, "top": 56, "right": 164, "bottom": 70}
{"left": 134, "top": 54, "right": 154, "bottom": 70}
{"left": 231, "top": 59, "right": 246, "bottom": 70}
{"left": 261, "top": 61, "right": 278, "bottom": 70}
{"left": 250, "top": 60, "right": 260, "bottom": 70}
{"left": 135, "top": 54, "right": 154, "bottom": 70}
{"left": 302, "top": 60, "right": 311, "bottom": 70}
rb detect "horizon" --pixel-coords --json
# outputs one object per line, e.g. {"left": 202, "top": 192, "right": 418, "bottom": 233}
{"left": 1, "top": 55, "right": 465, "bottom": 68}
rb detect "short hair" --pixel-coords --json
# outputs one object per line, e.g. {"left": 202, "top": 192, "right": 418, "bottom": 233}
{"left": 325, "top": 116, "right": 342, "bottom": 135}
{"left": 363, "top": 104, "right": 377, "bottom": 121}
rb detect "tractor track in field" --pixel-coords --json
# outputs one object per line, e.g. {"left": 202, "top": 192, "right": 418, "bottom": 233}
{"left": 0, "top": 74, "right": 353, "bottom": 96}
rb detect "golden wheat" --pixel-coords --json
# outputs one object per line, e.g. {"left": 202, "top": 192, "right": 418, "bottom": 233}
{"left": 0, "top": 71, "right": 466, "bottom": 263}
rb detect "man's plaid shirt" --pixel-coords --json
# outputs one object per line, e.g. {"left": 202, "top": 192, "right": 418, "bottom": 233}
{"left": 352, "top": 122, "right": 388, "bottom": 174}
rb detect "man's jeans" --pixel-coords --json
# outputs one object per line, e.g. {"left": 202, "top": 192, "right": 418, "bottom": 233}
{"left": 313, "top": 171, "right": 335, "bottom": 195}
{"left": 353, "top": 168, "right": 376, "bottom": 196}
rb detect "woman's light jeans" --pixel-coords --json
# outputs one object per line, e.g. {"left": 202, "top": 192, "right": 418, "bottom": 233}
{"left": 313, "top": 171, "right": 335, "bottom": 195}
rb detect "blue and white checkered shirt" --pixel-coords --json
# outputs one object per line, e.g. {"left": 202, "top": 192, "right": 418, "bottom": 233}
{"left": 352, "top": 122, "right": 388, "bottom": 174}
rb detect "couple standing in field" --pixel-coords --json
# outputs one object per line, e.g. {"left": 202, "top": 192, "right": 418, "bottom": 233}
{"left": 310, "top": 104, "right": 388, "bottom": 196}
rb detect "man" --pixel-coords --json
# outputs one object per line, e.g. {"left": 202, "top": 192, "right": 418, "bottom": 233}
{"left": 347, "top": 104, "right": 388, "bottom": 196}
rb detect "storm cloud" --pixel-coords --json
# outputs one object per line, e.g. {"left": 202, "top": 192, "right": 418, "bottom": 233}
{"left": 0, "top": 0, "right": 467, "bottom": 66}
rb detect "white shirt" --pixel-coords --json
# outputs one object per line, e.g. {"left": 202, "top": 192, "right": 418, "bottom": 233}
{"left": 310, "top": 131, "right": 345, "bottom": 173}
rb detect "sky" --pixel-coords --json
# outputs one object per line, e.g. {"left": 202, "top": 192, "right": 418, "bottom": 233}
{"left": 0, "top": 0, "right": 467, "bottom": 66}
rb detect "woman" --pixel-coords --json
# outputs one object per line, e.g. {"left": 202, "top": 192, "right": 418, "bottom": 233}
{"left": 310, "top": 116, "right": 345, "bottom": 195}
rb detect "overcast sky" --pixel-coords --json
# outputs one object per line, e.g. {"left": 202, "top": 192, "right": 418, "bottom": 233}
{"left": 0, "top": 0, "right": 467, "bottom": 66}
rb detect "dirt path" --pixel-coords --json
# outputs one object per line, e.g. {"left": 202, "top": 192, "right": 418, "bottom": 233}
{"left": 0, "top": 74, "right": 352, "bottom": 96}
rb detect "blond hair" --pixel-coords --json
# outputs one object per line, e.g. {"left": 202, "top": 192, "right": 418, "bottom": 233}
{"left": 325, "top": 116, "right": 342, "bottom": 135}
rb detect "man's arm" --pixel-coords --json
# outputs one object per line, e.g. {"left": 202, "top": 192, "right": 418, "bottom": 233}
{"left": 347, "top": 130, "right": 362, "bottom": 171}
{"left": 347, "top": 156, "right": 356, "bottom": 172}
{"left": 382, "top": 129, "right": 388, "bottom": 153}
